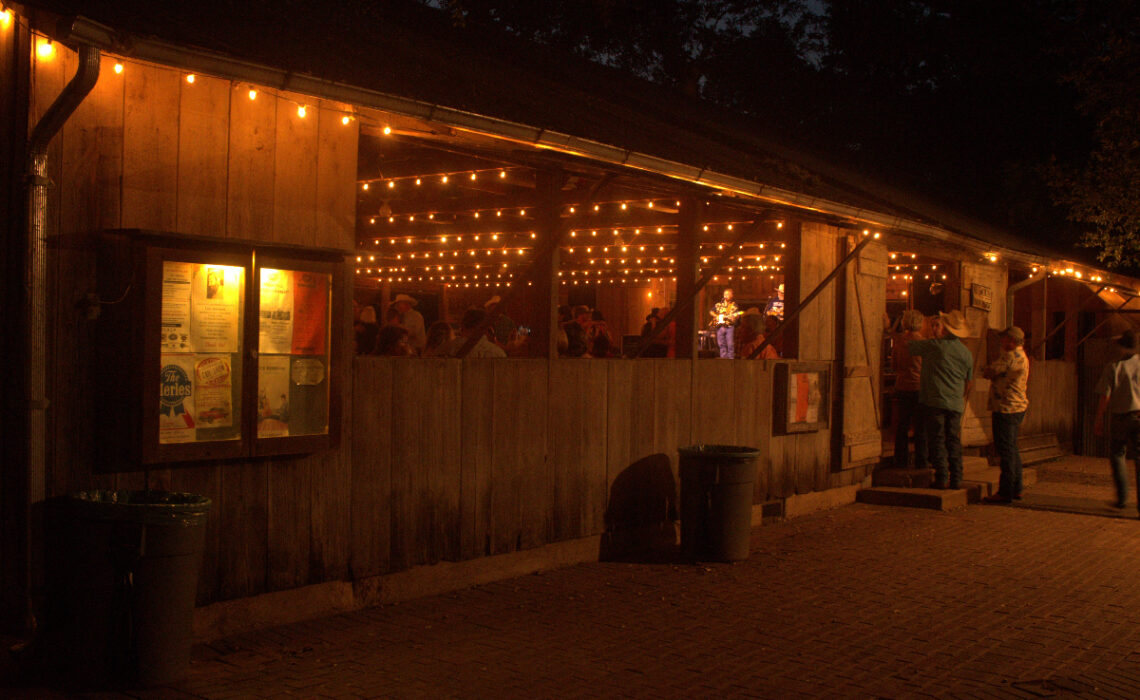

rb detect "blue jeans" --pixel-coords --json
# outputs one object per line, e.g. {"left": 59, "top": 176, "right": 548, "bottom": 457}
{"left": 992, "top": 411, "right": 1025, "bottom": 498}
{"left": 716, "top": 325, "right": 735, "bottom": 358}
{"left": 1109, "top": 412, "right": 1140, "bottom": 506}
{"left": 925, "top": 407, "right": 963, "bottom": 487}
{"left": 894, "top": 391, "right": 928, "bottom": 469}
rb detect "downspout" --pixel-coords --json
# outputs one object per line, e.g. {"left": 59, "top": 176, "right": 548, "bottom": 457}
{"left": 23, "top": 43, "right": 99, "bottom": 592}
{"left": 1005, "top": 272, "right": 1043, "bottom": 329}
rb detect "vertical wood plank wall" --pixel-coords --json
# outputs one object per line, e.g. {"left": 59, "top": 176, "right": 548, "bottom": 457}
{"left": 34, "top": 50, "right": 357, "bottom": 605}
{"left": 351, "top": 357, "right": 845, "bottom": 587}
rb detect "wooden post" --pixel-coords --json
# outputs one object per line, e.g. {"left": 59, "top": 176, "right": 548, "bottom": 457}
{"left": 673, "top": 198, "right": 700, "bottom": 358}
{"left": 532, "top": 169, "right": 561, "bottom": 359}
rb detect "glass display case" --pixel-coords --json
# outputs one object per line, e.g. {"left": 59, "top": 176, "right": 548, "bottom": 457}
{"left": 95, "top": 232, "right": 344, "bottom": 468}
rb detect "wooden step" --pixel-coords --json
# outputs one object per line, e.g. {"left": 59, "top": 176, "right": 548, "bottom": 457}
{"left": 1018, "top": 433, "right": 1058, "bottom": 450}
{"left": 857, "top": 486, "right": 968, "bottom": 511}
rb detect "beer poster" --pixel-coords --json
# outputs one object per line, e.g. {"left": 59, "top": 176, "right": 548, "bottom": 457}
{"left": 193, "top": 355, "right": 233, "bottom": 428}
{"left": 161, "top": 262, "right": 192, "bottom": 352}
{"left": 159, "top": 354, "right": 196, "bottom": 444}
{"left": 257, "top": 355, "right": 291, "bottom": 438}
{"left": 259, "top": 268, "right": 294, "bottom": 355}
{"left": 190, "top": 264, "right": 242, "bottom": 353}
{"left": 291, "top": 271, "right": 329, "bottom": 356}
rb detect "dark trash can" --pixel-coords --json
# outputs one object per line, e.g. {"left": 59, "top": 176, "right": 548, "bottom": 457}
{"left": 679, "top": 445, "right": 759, "bottom": 562}
{"left": 44, "top": 490, "right": 210, "bottom": 688}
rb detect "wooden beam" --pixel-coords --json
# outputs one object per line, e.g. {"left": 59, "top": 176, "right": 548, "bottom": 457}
{"left": 1075, "top": 293, "right": 1137, "bottom": 349}
{"left": 747, "top": 233, "right": 878, "bottom": 360}
{"left": 1029, "top": 285, "right": 1106, "bottom": 356}
{"left": 671, "top": 198, "right": 701, "bottom": 358}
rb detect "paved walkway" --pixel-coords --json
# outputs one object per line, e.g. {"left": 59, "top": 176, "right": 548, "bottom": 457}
{"left": 13, "top": 455, "right": 1140, "bottom": 699}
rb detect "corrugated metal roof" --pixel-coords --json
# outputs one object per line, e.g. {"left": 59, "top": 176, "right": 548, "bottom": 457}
{"left": 20, "top": 0, "right": 1071, "bottom": 261}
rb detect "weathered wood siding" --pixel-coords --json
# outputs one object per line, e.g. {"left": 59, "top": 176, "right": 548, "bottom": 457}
{"left": 346, "top": 358, "right": 848, "bottom": 585}
{"left": 34, "top": 49, "right": 357, "bottom": 605}
{"left": 1023, "top": 359, "right": 1077, "bottom": 445}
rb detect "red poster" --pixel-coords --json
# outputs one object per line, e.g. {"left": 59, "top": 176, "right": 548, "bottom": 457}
{"left": 291, "top": 271, "right": 329, "bottom": 356}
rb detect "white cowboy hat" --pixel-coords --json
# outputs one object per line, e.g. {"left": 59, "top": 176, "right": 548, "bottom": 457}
{"left": 391, "top": 293, "right": 418, "bottom": 306}
{"left": 938, "top": 310, "right": 969, "bottom": 338}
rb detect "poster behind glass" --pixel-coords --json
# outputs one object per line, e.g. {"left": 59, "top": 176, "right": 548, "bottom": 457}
{"left": 257, "top": 268, "right": 331, "bottom": 438}
{"left": 159, "top": 261, "right": 245, "bottom": 444}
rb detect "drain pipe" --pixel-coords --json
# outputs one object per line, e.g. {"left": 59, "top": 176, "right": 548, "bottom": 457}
{"left": 23, "top": 43, "right": 99, "bottom": 604}
{"left": 1005, "top": 272, "right": 1044, "bottom": 329}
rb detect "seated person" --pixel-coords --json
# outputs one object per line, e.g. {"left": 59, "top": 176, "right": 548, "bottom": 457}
{"left": 561, "top": 305, "right": 592, "bottom": 357}
{"left": 443, "top": 308, "right": 507, "bottom": 358}
{"left": 422, "top": 320, "right": 455, "bottom": 357}
{"left": 375, "top": 324, "right": 414, "bottom": 356}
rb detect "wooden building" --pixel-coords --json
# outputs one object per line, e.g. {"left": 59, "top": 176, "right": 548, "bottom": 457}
{"left": 2, "top": 1, "right": 1136, "bottom": 637}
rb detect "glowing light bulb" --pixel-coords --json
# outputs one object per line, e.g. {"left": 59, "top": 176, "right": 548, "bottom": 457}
{"left": 362, "top": 183, "right": 369, "bottom": 191}
{"left": 388, "top": 181, "right": 395, "bottom": 189}
{"left": 500, "top": 170, "right": 507, "bottom": 178}
{"left": 186, "top": 74, "right": 196, "bottom": 84}
{"left": 297, "top": 105, "right": 306, "bottom": 118}
{"left": 248, "top": 89, "right": 257, "bottom": 100}
{"left": 36, "top": 39, "right": 55, "bottom": 59}
{"left": 113, "top": 63, "right": 124, "bottom": 74}
{"left": 383, "top": 126, "right": 392, "bottom": 135}
{"left": 0, "top": 9, "right": 10, "bottom": 25}
{"left": 441, "top": 175, "right": 449, "bottom": 184}
{"left": 342, "top": 115, "right": 351, "bottom": 125}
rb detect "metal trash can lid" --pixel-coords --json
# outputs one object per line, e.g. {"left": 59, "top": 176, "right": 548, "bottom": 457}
{"left": 679, "top": 444, "right": 761, "bottom": 460}
{"left": 65, "top": 490, "right": 211, "bottom": 526}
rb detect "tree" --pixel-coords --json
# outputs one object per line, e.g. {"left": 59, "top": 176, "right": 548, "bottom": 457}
{"left": 1047, "top": 1, "right": 1140, "bottom": 267}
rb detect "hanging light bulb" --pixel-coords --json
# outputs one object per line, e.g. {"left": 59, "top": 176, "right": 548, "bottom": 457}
{"left": 248, "top": 89, "right": 257, "bottom": 100}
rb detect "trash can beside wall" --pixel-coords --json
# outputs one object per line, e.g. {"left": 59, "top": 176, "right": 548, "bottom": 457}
{"left": 44, "top": 490, "right": 210, "bottom": 688}
{"left": 679, "top": 445, "right": 759, "bottom": 562}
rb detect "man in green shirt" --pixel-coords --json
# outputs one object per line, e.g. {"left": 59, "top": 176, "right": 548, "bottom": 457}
{"left": 908, "top": 310, "right": 975, "bottom": 489}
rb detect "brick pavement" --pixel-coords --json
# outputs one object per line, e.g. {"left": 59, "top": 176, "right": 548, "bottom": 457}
{"left": 12, "top": 455, "right": 1140, "bottom": 699}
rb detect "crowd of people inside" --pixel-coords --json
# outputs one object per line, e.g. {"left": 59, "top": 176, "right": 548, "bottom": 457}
{"left": 354, "top": 287, "right": 786, "bottom": 360}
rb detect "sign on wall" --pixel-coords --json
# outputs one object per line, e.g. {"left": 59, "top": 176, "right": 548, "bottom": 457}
{"left": 970, "top": 283, "right": 993, "bottom": 312}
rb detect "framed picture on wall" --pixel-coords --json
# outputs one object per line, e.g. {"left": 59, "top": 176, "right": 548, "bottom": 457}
{"left": 773, "top": 362, "right": 830, "bottom": 435}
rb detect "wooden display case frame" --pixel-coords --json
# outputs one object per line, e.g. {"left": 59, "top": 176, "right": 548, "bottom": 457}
{"left": 95, "top": 230, "right": 344, "bottom": 470}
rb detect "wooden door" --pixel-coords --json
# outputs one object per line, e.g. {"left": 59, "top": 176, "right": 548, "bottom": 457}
{"left": 839, "top": 239, "right": 887, "bottom": 467}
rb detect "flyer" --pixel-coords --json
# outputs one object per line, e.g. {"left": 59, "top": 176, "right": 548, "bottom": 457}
{"left": 161, "top": 262, "right": 192, "bottom": 352}
{"left": 259, "top": 268, "right": 294, "bottom": 355}
{"left": 159, "top": 354, "right": 196, "bottom": 444}
{"left": 190, "top": 264, "right": 242, "bottom": 353}
{"left": 291, "top": 271, "right": 329, "bottom": 356}
{"left": 257, "top": 355, "right": 291, "bottom": 438}
{"left": 193, "top": 354, "right": 233, "bottom": 428}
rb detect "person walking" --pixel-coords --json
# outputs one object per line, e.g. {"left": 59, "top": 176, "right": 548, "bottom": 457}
{"left": 1094, "top": 329, "right": 1140, "bottom": 510}
{"left": 892, "top": 309, "right": 929, "bottom": 470}
{"left": 981, "top": 326, "right": 1030, "bottom": 503}
{"left": 909, "top": 310, "right": 974, "bottom": 489}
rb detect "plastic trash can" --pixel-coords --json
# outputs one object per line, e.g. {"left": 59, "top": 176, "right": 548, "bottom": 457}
{"left": 44, "top": 490, "right": 210, "bottom": 688}
{"left": 679, "top": 445, "right": 759, "bottom": 562}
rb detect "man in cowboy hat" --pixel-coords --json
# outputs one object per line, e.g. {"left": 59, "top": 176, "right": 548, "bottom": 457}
{"left": 484, "top": 295, "right": 517, "bottom": 348}
{"left": 908, "top": 309, "right": 975, "bottom": 489}
{"left": 981, "top": 326, "right": 1030, "bottom": 503}
{"left": 1093, "top": 329, "right": 1140, "bottom": 509}
{"left": 390, "top": 293, "right": 426, "bottom": 353}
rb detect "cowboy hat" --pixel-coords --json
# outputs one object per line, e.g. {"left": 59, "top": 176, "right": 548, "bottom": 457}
{"left": 1000, "top": 326, "right": 1025, "bottom": 344}
{"left": 938, "top": 310, "right": 969, "bottom": 338}
{"left": 483, "top": 295, "right": 502, "bottom": 308}
{"left": 391, "top": 293, "right": 418, "bottom": 306}
{"left": 1116, "top": 329, "right": 1139, "bottom": 351}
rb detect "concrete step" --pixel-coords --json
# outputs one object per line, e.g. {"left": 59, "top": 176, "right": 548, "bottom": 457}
{"left": 960, "top": 467, "right": 1037, "bottom": 502}
{"left": 856, "top": 486, "right": 969, "bottom": 511}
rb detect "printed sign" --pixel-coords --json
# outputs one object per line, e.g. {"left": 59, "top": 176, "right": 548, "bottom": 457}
{"left": 971, "top": 283, "right": 993, "bottom": 312}
{"left": 159, "top": 355, "right": 196, "bottom": 443}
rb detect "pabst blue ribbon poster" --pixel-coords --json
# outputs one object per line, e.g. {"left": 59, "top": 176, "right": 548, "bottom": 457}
{"left": 159, "top": 355, "right": 196, "bottom": 443}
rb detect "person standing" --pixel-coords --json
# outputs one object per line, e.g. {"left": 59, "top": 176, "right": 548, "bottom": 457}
{"left": 710, "top": 288, "right": 741, "bottom": 359}
{"left": 1094, "top": 329, "right": 1140, "bottom": 509}
{"left": 391, "top": 294, "right": 426, "bottom": 353}
{"left": 765, "top": 283, "right": 785, "bottom": 319}
{"left": 981, "top": 326, "right": 1030, "bottom": 503}
{"left": 909, "top": 310, "right": 974, "bottom": 489}
{"left": 892, "top": 310, "right": 929, "bottom": 471}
